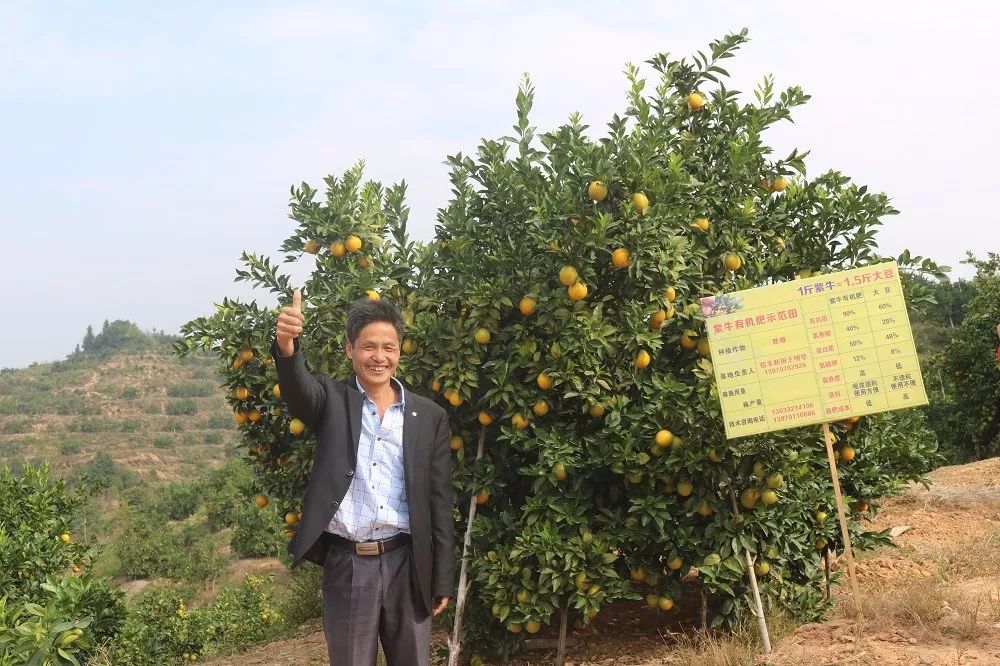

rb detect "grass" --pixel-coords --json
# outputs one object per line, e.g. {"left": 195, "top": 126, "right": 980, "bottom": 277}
{"left": 835, "top": 532, "right": 1000, "bottom": 649}
{"left": 653, "top": 613, "right": 797, "bottom": 666}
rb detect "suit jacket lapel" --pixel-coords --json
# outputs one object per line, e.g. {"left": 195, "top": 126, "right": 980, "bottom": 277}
{"left": 401, "top": 390, "right": 417, "bottom": 496}
{"left": 346, "top": 374, "right": 363, "bottom": 460}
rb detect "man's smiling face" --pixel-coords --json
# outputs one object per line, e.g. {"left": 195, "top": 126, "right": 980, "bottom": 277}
{"left": 346, "top": 321, "right": 400, "bottom": 393}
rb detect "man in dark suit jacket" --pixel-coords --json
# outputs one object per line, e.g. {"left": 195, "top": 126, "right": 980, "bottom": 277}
{"left": 274, "top": 290, "right": 454, "bottom": 666}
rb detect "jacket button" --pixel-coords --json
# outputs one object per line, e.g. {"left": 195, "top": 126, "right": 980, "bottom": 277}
{"left": 346, "top": 470, "right": 354, "bottom": 477}
{"left": 331, "top": 501, "right": 339, "bottom": 510}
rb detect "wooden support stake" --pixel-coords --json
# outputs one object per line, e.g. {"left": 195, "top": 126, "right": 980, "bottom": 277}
{"left": 822, "top": 422, "right": 864, "bottom": 620}
{"left": 447, "top": 425, "right": 487, "bottom": 666}
{"left": 728, "top": 487, "right": 772, "bottom": 654}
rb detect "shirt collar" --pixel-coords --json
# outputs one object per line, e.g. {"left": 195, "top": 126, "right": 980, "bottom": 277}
{"left": 355, "top": 376, "right": 405, "bottom": 408}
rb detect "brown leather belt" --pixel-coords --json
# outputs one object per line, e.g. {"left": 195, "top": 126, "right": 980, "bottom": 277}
{"left": 326, "top": 532, "right": 411, "bottom": 556}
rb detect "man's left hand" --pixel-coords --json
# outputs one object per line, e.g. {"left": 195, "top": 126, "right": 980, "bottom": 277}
{"left": 433, "top": 596, "right": 450, "bottom": 616}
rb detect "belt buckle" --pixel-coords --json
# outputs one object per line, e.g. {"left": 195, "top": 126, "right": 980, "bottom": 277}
{"left": 356, "top": 541, "right": 380, "bottom": 556}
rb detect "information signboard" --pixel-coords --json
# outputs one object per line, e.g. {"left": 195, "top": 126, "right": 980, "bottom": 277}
{"left": 700, "top": 261, "right": 927, "bottom": 439}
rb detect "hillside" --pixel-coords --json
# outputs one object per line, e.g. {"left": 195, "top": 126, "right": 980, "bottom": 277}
{"left": 205, "top": 458, "right": 1000, "bottom": 665}
{"left": 0, "top": 348, "right": 239, "bottom": 484}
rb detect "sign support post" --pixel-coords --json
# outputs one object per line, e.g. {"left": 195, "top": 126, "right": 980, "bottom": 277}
{"left": 822, "top": 422, "right": 864, "bottom": 619}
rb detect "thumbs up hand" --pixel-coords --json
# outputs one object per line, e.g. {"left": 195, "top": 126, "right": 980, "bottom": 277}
{"left": 276, "top": 289, "right": 304, "bottom": 357}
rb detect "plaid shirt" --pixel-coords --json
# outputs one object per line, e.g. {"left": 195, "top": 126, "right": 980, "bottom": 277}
{"left": 325, "top": 378, "right": 410, "bottom": 541}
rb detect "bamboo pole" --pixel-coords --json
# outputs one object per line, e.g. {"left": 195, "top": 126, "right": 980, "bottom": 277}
{"left": 728, "top": 487, "right": 771, "bottom": 653}
{"left": 822, "top": 422, "right": 863, "bottom": 619}
{"left": 447, "top": 425, "right": 487, "bottom": 666}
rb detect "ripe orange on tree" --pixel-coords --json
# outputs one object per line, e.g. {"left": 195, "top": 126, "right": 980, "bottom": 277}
{"left": 632, "top": 191, "right": 649, "bottom": 213}
{"left": 687, "top": 91, "right": 706, "bottom": 110}
{"left": 723, "top": 252, "right": 742, "bottom": 272}
{"left": 519, "top": 296, "right": 536, "bottom": 316}
{"left": 344, "top": 235, "right": 363, "bottom": 253}
{"left": 536, "top": 372, "right": 553, "bottom": 390}
{"left": 559, "top": 265, "right": 578, "bottom": 286}
{"left": 680, "top": 330, "right": 699, "bottom": 351}
{"left": 649, "top": 309, "right": 668, "bottom": 329}
{"left": 611, "top": 248, "right": 631, "bottom": 269}
{"left": 587, "top": 180, "right": 608, "bottom": 201}
{"left": 654, "top": 429, "right": 673, "bottom": 447}
{"left": 567, "top": 281, "right": 588, "bottom": 301}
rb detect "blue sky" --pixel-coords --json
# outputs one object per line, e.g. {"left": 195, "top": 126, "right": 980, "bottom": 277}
{"left": 2, "top": 1, "right": 997, "bottom": 369}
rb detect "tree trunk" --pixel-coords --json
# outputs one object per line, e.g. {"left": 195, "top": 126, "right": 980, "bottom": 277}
{"left": 447, "top": 426, "right": 487, "bottom": 666}
{"left": 700, "top": 586, "right": 708, "bottom": 632}
{"left": 554, "top": 601, "right": 569, "bottom": 666}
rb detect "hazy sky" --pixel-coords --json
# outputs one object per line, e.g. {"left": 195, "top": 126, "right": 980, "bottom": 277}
{"left": 2, "top": 1, "right": 997, "bottom": 370}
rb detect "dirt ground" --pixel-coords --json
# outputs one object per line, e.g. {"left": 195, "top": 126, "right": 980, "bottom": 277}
{"left": 206, "top": 458, "right": 1000, "bottom": 665}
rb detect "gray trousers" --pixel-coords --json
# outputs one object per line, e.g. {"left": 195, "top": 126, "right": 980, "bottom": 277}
{"left": 321, "top": 540, "right": 431, "bottom": 666}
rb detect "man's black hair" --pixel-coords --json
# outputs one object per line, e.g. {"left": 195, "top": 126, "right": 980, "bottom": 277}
{"left": 345, "top": 298, "right": 405, "bottom": 343}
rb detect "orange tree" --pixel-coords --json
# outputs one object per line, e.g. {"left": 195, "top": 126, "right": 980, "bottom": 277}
{"left": 178, "top": 31, "right": 940, "bottom": 659}
{"left": 929, "top": 253, "right": 1000, "bottom": 459}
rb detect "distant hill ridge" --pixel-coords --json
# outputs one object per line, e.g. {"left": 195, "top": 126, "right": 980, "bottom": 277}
{"left": 0, "top": 320, "right": 238, "bottom": 485}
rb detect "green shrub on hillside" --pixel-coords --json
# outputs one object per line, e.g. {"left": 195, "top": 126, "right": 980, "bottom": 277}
{"left": 230, "top": 503, "right": 284, "bottom": 558}
{"left": 0, "top": 464, "right": 90, "bottom": 602}
{"left": 108, "top": 577, "right": 281, "bottom": 664}
{"left": 202, "top": 413, "right": 232, "bottom": 429}
{"left": 122, "top": 386, "right": 140, "bottom": 400}
{"left": 107, "top": 588, "right": 208, "bottom": 665}
{"left": 0, "top": 463, "right": 124, "bottom": 665}
{"left": 164, "top": 419, "right": 185, "bottom": 432}
{"left": 72, "top": 451, "right": 138, "bottom": 491}
{"left": 59, "top": 439, "right": 83, "bottom": 455}
{"left": 115, "top": 510, "right": 222, "bottom": 582}
{"left": 200, "top": 576, "right": 283, "bottom": 655}
{"left": 166, "top": 399, "right": 198, "bottom": 415}
{"left": 274, "top": 567, "right": 323, "bottom": 628}
{"left": 119, "top": 418, "right": 144, "bottom": 433}
{"left": 153, "top": 435, "right": 174, "bottom": 449}
{"left": 1, "top": 418, "right": 30, "bottom": 434}
{"left": 156, "top": 482, "right": 201, "bottom": 521}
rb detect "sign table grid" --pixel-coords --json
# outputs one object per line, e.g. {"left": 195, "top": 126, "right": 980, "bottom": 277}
{"left": 702, "top": 262, "right": 928, "bottom": 439}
